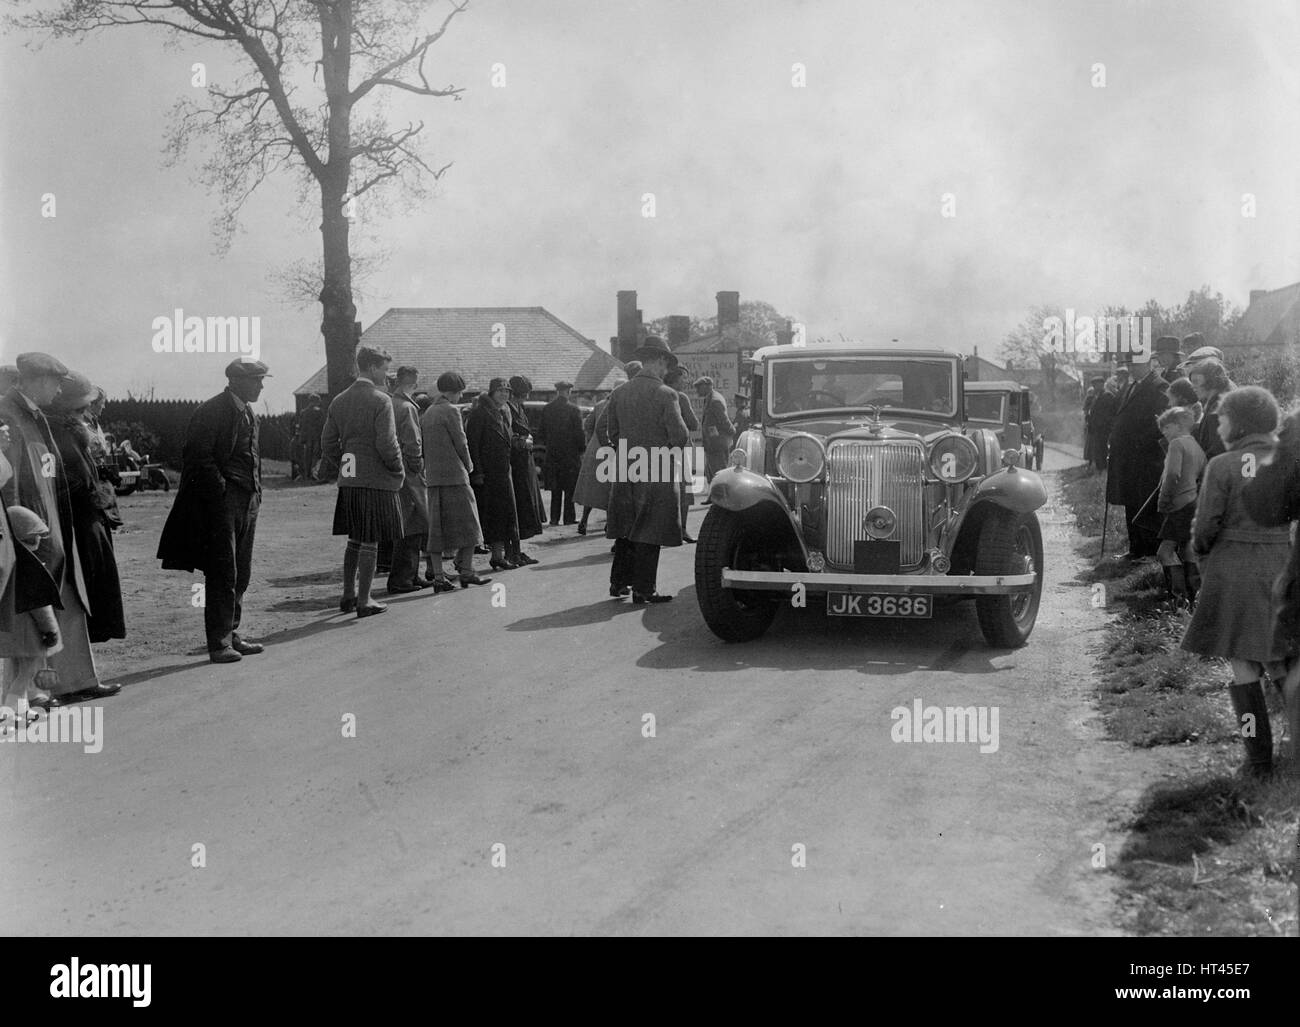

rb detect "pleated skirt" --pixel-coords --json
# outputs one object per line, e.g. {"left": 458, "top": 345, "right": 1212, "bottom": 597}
{"left": 332, "top": 486, "right": 404, "bottom": 543}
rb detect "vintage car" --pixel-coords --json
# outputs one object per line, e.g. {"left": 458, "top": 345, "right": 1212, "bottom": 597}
{"left": 963, "top": 381, "right": 1045, "bottom": 471}
{"left": 694, "top": 346, "right": 1047, "bottom": 647}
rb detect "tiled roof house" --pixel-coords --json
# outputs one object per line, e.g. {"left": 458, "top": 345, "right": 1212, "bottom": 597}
{"left": 1236, "top": 283, "right": 1300, "bottom": 349}
{"left": 295, "top": 307, "right": 627, "bottom": 400}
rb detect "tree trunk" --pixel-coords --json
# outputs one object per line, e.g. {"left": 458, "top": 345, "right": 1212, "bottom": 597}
{"left": 318, "top": 0, "right": 355, "bottom": 403}
{"left": 319, "top": 186, "right": 356, "bottom": 401}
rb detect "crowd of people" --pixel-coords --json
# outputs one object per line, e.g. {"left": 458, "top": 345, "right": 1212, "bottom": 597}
{"left": 0, "top": 338, "right": 735, "bottom": 720}
{"left": 149, "top": 336, "right": 735, "bottom": 670}
{"left": 1, "top": 354, "right": 126, "bottom": 724}
{"left": 1081, "top": 333, "right": 1300, "bottom": 779}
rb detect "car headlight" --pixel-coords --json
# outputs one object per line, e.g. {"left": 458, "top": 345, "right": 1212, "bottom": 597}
{"left": 928, "top": 433, "right": 979, "bottom": 484}
{"left": 776, "top": 434, "right": 825, "bottom": 483}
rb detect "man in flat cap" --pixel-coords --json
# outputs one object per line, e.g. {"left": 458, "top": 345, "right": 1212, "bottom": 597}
{"left": 505, "top": 375, "right": 544, "bottom": 563}
{"left": 694, "top": 376, "right": 736, "bottom": 485}
{"left": 537, "top": 380, "right": 586, "bottom": 526}
{"left": 1, "top": 352, "right": 119, "bottom": 703}
{"left": 605, "top": 336, "right": 690, "bottom": 602}
{"left": 386, "top": 365, "right": 429, "bottom": 593}
{"left": 1106, "top": 343, "right": 1170, "bottom": 560}
{"left": 158, "top": 358, "right": 270, "bottom": 663}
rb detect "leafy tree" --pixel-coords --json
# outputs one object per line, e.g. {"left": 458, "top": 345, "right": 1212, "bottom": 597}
{"left": 11, "top": 0, "right": 469, "bottom": 400}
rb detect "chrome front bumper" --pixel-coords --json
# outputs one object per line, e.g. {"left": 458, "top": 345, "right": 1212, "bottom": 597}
{"left": 721, "top": 569, "right": 1036, "bottom": 595}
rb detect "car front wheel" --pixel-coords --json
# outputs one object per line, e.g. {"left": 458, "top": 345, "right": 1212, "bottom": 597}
{"left": 695, "top": 506, "right": 781, "bottom": 643}
{"left": 973, "top": 509, "right": 1043, "bottom": 647}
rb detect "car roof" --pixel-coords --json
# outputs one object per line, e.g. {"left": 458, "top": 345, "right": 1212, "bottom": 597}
{"left": 750, "top": 345, "right": 962, "bottom": 361}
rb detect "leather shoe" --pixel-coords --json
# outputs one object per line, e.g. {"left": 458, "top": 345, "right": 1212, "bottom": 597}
{"left": 632, "top": 591, "right": 673, "bottom": 604}
{"left": 431, "top": 579, "right": 457, "bottom": 593}
{"left": 460, "top": 574, "right": 493, "bottom": 588}
{"left": 682, "top": 534, "right": 697, "bottom": 544}
{"left": 357, "top": 602, "right": 388, "bottom": 618}
{"left": 514, "top": 553, "right": 540, "bottom": 566}
{"left": 339, "top": 596, "right": 358, "bottom": 613}
{"left": 209, "top": 646, "right": 242, "bottom": 664}
{"left": 71, "top": 681, "right": 122, "bottom": 700}
{"left": 386, "top": 583, "right": 422, "bottom": 594}
{"left": 609, "top": 585, "right": 631, "bottom": 598}
{"left": 230, "top": 635, "right": 264, "bottom": 656}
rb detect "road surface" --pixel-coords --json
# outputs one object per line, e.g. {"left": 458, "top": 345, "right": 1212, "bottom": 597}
{"left": 0, "top": 447, "right": 1139, "bottom": 935}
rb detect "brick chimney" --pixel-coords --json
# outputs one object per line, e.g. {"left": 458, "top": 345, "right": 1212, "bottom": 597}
{"left": 1249, "top": 288, "right": 1269, "bottom": 306}
{"left": 616, "top": 290, "right": 639, "bottom": 362}
{"left": 717, "top": 291, "right": 740, "bottom": 348}
{"left": 667, "top": 315, "right": 691, "bottom": 350}
{"left": 775, "top": 319, "right": 793, "bottom": 347}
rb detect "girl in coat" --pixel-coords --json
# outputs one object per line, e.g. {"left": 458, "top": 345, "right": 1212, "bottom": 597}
{"left": 1242, "top": 406, "right": 1300, "bottom": 770}
{"left": 1181, "top": 386, "right": 1290, "bottom": 777}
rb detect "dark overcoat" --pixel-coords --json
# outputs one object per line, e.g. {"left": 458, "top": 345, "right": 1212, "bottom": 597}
{"left": 1242, "top": 411, "right": 1300, "bottom": 655}
{"left": 157, "top": 389, "right": 250, "bottom": 573}
{"left": 1106, "top": 371, "right": 1168, "bottom": 506}
{"left": 1193, "top": 391, "right": 1227, "bottom": 463}
{"left": 466, "top": 396, "right": 519, "bottom": 545}
{"left": 506, "top": 398, "right": 544, "bottom": 538}
{"left": 0, "top": 387, "right": 87, "bottom": 609}
{"left": 1085, "top": 390, "right": 1118, "bottom": 469}
{"left": 50, "top": 417, "right": 125, "bottom": 642}
{"left": 537, "top": 397, "right": 586, "bottom": 491}
{"left": 0, "top": 447, "right": 61, "bottom": 659}
{"left": 604, "top": 371, "right": 690, "bottom": 548}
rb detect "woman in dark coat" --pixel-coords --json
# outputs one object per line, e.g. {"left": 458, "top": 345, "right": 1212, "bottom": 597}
{"left": 466, "top": 379, "right": 520, "bottom": 569}
{"left": 1188, "top": 359, "right": 1233, "bottom": 462}
{"left": 1242, "top": 405, "right": 1300, "bottom": 772}
{"left": 1181, "top": 387, "right": 1290, "bottom": 777}
{"left": 505, "top": 376, "right": 543, "bottom": 565}
{"left": 46, "top": 374, "right": 125, "bottom": 643}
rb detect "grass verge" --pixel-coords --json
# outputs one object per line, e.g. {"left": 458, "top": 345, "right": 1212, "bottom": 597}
{"left": 1058, "top": 463, "right": 1299, "bottom": 936}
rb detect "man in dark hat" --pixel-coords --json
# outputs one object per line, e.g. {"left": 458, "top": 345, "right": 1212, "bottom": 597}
{"left": 1106, "top": 344, "right": 1169, "bottom": 559}
{"left": 158, "top": 358, "right": 271, "bottom": 663}
{"left": 1084, "top": 375, "right": 1118, "bottom": 473}
{"left": 505, "top": 375, "right": 543, "bottom": 563}
{"left": 604, "top": 336, "right": 690, "bottom": 603}
{"left": 1153, "top": 334, "right": 1184, "bottom": 377}
{"left": 1, "top": 353, "right": 120, "bottom": 702}
{"left": 537, "top": 380, "right": 586, "bottom": 526}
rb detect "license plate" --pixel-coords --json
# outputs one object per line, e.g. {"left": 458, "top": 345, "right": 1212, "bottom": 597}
{"left": 827, "top": 593, "right": 932, "bottom": 618}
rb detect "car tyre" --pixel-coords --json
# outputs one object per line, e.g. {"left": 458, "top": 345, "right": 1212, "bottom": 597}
{"left": 973, "top": 509, "right": 1042, "bottom": 647}
{"left": 695, "top": 507, "right": 780, "bottom": 643}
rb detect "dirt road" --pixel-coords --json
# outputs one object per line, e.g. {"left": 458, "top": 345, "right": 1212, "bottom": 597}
{"left": 0, "top": 450, "right": 1148, "bottom": 934}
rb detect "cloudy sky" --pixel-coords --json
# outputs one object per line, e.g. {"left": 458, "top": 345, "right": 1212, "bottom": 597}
{"left": 2, "top": 0, "right": 1298, "bottom": 410}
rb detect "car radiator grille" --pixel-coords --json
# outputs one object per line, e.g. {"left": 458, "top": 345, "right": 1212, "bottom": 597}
{"left": 824, "top": 440, "right": 926, "bottom": 569}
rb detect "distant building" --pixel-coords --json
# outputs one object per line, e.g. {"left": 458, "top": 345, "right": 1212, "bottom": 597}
{"left": 294, "top": 307, "right": 627, "bottom": 406}
{"left": 1236, "top": 283, "right": 1300, "bottom": 349}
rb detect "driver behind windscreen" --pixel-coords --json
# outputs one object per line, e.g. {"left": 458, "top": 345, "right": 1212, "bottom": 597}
{"left": 774, "top": 364, "right": 815, "bottom": 413}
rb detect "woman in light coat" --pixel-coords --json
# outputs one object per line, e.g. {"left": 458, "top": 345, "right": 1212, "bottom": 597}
{"left": 420, "top": 373, "right": 491, "bottom": 589}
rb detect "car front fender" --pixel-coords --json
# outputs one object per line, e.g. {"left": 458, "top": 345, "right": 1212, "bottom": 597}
{"left": 707, "top": 466, "right": 790, "bottom": 513}
{"left": 970, "top": 466, "right": 1048, "bottom": 514}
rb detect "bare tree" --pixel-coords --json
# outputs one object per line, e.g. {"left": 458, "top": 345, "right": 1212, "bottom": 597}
{"left": 11, "top": 0, "right": 469, "bottom": 399}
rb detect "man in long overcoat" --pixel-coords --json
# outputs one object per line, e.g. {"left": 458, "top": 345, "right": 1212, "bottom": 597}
{"left": 605, "top": 337, "right": 690, "bottom": 602}
{"left": 537, "top": 381, "right": 586, "bottom": 526}
{"left": 157, "top": 358, "right": 270, "bottom": 663}
{"left": 1085, "top": 376, "right": 1118, "bottom": 472}
{"left": 387, "top": 366, "right": 429, "bottom": 593}
{"left": 695, "top": 377, "right": 736, "bottom": 482}
{"left": 1106, "top": 346, "right": 1169, "bottom": 559}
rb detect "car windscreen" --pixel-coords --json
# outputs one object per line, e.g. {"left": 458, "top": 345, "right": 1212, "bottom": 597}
{"left": 768, "top": 358, "right": 958, "bottom": 418}
{"left": 964, "top": 393, "right": 1005, "bottom": 423}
